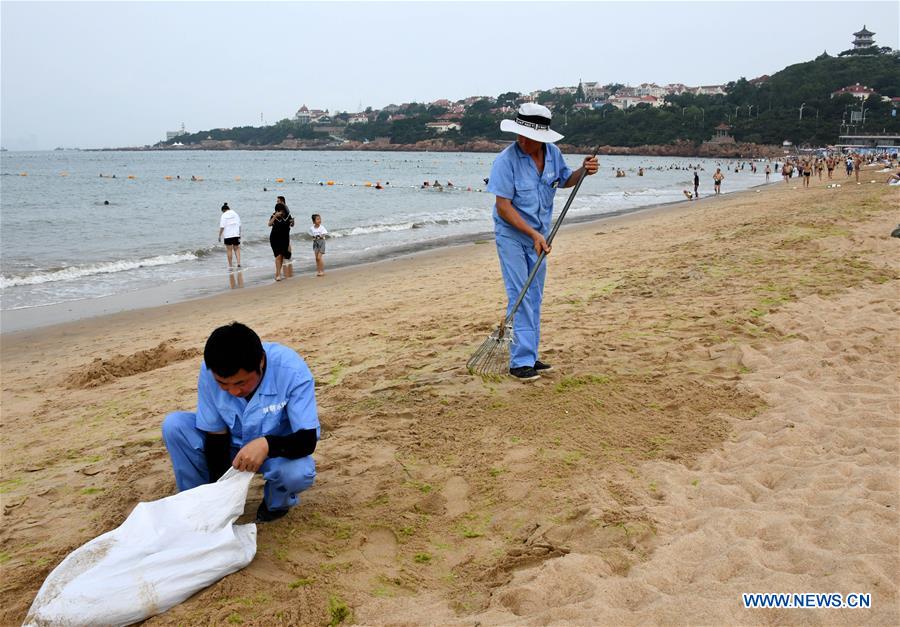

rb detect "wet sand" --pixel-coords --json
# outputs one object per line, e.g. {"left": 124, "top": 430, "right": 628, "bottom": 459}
{"left": 1, "top": 170, "right": 897, "bottom": 625}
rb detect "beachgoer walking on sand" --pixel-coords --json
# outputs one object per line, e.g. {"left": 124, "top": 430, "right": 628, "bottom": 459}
{"left": 162, "top": 322, "right": 320, "bottom": 523}
{"left": 802, "top": 161, "right": 812, "bottom": 188}
{"left": 276, "top": 196, "right": 295, "bottom": 276}
{"left": 693, "top": 170, "right": 700, "bottom": 198}
{"left": 487, "top": 103, "right": 598, "bottom": 381}
{"left": 765, "top": 164, "right": 771, "bottom": 182}
{"left": 853, "top": 154, "right": 862, "bottom": 182}
{"left": 218, "top": 203, "right": 241, "bottom": 269}
{"left": 309, "top": 214, "right": 328, "bottom": 277}
{"left": 713, "top": 168, "right": 724, "bottom": 195}
{"left": 268, "top": 202, "right": 293, "bottom": 281}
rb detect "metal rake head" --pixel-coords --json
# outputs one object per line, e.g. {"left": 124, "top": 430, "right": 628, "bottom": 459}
{"left": 466, "top": 323, "right": 514, "bottom": 376}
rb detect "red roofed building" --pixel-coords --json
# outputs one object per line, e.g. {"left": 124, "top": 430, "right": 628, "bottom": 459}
{"left": 831, "top": 83, "right": 877, "bottom": 100}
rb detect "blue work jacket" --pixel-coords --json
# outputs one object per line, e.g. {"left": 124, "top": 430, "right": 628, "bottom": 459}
{"left": 487, "top": 142, "right": 573, "bottom": 246}
{"left": 195, "top": 342, "right": 320, "bottom": 447}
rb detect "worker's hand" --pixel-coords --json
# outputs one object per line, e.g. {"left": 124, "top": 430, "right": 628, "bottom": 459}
{"left": 583, "top": 156, "right": 599, "bottom": 176}
{"left": 532, "top": 233, "right": 551, "bottom": 256}
{"left": 232, "top": 437, "right": 269, "bottom": 472}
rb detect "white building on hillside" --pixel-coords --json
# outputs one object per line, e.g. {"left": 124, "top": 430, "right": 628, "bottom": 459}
{"left": 426, "top": 121, "right": 461, "bottom": 133}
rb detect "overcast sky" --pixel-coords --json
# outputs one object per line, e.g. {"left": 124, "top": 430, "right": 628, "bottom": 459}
{"left": 2, "top": 0, "right": 897, "bottom": 150}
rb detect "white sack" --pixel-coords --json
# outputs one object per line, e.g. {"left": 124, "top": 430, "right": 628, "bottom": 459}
{"left": 24, "top": 468, "right": 257, "bottom": 627}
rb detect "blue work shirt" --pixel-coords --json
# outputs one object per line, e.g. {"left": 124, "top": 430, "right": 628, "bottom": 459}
{"left": 487, "top": 142, "right": 573, "bottom": 246}
{"left": 195, "top": 342, "right": 320, "bottom": 447}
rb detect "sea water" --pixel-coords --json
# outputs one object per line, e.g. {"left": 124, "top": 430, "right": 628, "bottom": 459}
{"left": 0, "top": 150, "right": 772, "bottom": 313}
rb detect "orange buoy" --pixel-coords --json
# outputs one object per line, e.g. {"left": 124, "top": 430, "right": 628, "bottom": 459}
{"left": 127, "top": 175, "right": 136, "bottom": 179}
{"left": 275, "top": 178, "right": 285, "bottom": 183}
{"left": 234, "top": 176, "right": 241, "bottom": 181}
{"left": 60, "top": 172, "right": 69, "bottom": 177}
{"left": 164, "top": 175, "right": 173, "bottom": 180}
{"left": 364, "top": 182, "right": 372, "bottom": 187}
{"left": 326, "top": 180, "right": 334, "bottom": 186}
{"left": 19, "top": 173, "right": 27, "bottom": 176}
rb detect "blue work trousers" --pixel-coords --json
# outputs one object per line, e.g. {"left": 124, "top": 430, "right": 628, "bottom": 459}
{"left": 162, "top": 411, "right": 316, "bottom": 511}
{"left": 496, "top": 232, "right": 547, "bottom": 368}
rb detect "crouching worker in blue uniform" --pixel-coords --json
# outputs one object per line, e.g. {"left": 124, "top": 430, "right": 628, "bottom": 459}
{"left": 488, "top": 103, "right": 598, "bottom": 381}
{"left": 162, "top": 322, "right": 319, "bottom": 523}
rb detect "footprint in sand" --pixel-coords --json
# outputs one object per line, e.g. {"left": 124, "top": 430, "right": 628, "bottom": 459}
{"left": 360, "top": 527, "right": 398, "bottom": 566}
{"left": 443, "top": 476, "right": 470, "bottom": 518}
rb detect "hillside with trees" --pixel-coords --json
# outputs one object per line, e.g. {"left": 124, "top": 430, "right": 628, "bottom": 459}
{"left": 162, "top": 50, "right": 899, "bottom": 152}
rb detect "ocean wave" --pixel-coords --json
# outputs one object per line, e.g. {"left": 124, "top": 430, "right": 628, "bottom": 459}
{"left": 1, "top": 252, "right": 198, "bottom": 288}
{"left": 326, "top": 208, "right": 487, "bottom": 239}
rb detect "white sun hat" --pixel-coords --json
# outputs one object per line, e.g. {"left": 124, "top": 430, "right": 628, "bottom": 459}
{"left": 500, "top": 103, "right": 564, "bottom": 143}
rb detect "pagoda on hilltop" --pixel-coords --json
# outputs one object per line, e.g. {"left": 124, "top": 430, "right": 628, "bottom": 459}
{"left": 852, "top": 26, "right": 875, "bottom": 50}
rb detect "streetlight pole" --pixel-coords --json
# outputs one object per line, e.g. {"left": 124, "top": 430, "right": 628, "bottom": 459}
{"left": 799, "top": 102, "right": 806, "bottom": 121}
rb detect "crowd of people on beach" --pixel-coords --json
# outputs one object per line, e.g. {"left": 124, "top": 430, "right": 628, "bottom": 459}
{"left": 217, "top": 195, "right": 329, "bottom": 282}
{"left": 774, "top": 153, "right": 867, "bottom": 187}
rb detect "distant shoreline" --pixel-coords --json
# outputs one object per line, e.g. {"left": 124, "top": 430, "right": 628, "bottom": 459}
{"left": 88, "top": 141, "right": 785, "bottom": 159}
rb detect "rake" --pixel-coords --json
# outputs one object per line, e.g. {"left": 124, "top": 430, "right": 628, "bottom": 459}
{"left": 467, "top": 148, "right": 598, "bottom": 375}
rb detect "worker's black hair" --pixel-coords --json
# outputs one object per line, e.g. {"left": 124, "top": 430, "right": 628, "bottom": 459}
{"left": 204, "top": 322, "right": 263, "bottom": 377}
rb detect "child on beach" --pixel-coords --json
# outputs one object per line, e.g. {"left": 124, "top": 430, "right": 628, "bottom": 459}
{"left": 309, "top": 214, "right": 328, "bottom": 277}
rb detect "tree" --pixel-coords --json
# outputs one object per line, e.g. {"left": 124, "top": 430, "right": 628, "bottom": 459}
{"left": 466, "top": 98, "right": 494, "bottom": 115}
{"left": 575, "top": 83, "right": 585, "bottom": 102}
{"left": 497, "top": 91, "right": 520, "bottom": 107}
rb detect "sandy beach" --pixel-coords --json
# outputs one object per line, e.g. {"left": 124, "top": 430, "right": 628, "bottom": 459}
{"left": 1, "top": 170, "right": 897, "bottom": 625}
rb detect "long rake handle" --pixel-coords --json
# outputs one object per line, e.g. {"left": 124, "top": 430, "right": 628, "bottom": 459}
{"left": 501, "top": 147, "right": 599, "bottom": 330}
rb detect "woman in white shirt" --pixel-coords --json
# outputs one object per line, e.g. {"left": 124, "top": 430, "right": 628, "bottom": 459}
{"left": 308, "top": 214, "right": 328, "bottom": 277}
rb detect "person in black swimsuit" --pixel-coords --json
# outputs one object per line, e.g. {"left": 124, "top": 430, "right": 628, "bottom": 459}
{"left": 268, "top": 202, "right": 294, "bottom": 281}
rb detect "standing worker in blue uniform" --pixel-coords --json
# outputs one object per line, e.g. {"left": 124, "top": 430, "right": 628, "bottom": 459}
{"left": 487, "top": 103, "right": 599, "bottom": 381}
{"left": 162, "top": 322, "right": 319, "bottom": 522}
